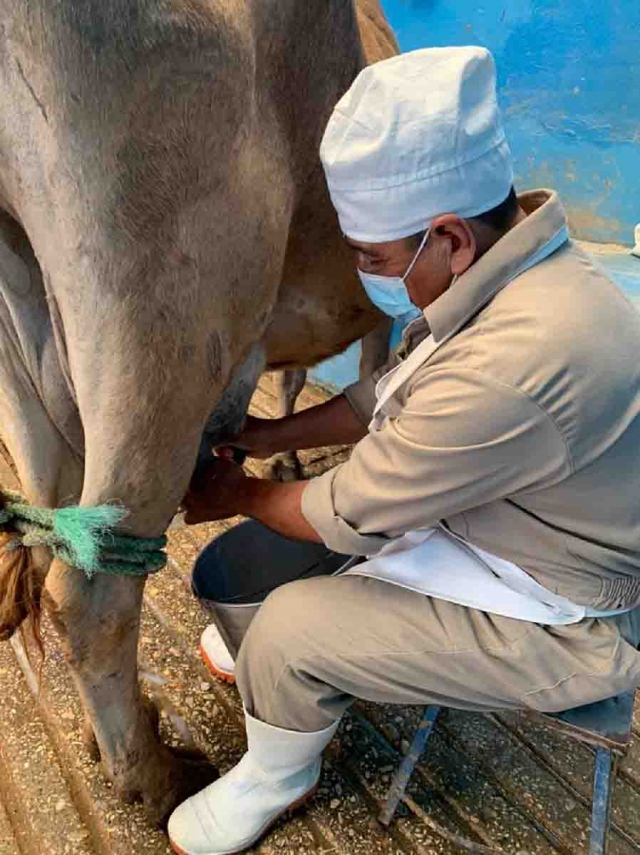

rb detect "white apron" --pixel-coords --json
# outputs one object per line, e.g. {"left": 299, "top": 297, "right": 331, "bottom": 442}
{"left": 345, "top": 227, "right": 631, "bottom": 626}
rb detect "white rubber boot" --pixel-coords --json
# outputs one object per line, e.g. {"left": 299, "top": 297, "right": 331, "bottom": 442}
{"left": 200, "top": 623, "right": 235, "bottom": 684}
{"left": 168, "top": 711, "right": 340, "bottom": 855}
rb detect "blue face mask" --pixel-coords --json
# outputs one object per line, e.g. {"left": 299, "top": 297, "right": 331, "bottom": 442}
{"left": 357, "top": 228, "right": 430, "bottom": 321}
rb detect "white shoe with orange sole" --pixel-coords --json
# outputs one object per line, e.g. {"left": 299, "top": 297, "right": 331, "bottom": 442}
{"left": 168, "top": 710, "right": 340, "bottom": 855}
{"left": 200, "top": 623, "right": 235, "bottom": 684}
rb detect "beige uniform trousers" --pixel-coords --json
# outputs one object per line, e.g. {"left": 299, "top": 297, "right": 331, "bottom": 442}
{"left": 232, "top": 574, "right": 640, "bottom": 732}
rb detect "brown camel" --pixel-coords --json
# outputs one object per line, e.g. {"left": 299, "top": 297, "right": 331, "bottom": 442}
{"left": 0, "top": 0, "right": 397, "bottom": 824}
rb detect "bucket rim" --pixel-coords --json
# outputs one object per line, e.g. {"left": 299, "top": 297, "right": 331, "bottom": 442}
{"left": 198, "top": 554, "right": 361, "bottom": 608}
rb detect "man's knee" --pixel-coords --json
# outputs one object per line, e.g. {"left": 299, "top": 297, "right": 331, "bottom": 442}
{"left": 235, "top": 577, "right": 333, "bottom": 691}
{"left": 239, "top": 577, "right": 330, "bottom": 654}
{"left": 235, "top": 577, "right": 351, "bottom": 730}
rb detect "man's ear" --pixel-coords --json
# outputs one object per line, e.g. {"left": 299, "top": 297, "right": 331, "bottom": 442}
{"left": 432, "top": 214, "right": 477, "bottom": 276}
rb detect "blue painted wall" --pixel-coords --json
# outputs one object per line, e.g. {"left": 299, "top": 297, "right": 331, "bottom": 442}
{"left": 383, "top": 0, "right": 640, "bottom": 246}
{"left": 310, "top": 0, "right": 640, "bottom": 391}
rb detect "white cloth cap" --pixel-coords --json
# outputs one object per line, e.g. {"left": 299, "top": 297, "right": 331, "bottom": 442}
{"left": 320, "top": 46, "right": 514, "bottom": 243}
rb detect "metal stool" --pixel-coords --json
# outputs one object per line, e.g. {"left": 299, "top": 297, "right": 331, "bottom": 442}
{"left": 379, "top": 691, "right": 635, "bottom": 854}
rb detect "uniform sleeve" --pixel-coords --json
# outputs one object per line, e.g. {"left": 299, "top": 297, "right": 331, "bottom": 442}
{"left": 343, "top": 375, "right": 377, "bottom": 425}
{"left": 302, "top": 367, "right": 571, "bottom": 555}
{"left": 343, "top": 352, "right": 401, "bottom": 425}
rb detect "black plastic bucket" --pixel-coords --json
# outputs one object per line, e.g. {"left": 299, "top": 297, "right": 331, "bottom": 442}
{"left": 192, "top": 519, "right": 356, "bottom": 653}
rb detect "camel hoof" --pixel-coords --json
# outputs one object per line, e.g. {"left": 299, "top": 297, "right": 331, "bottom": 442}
{"left": 107, "top": 744, "right": 218, "bottom": 826}
{"left": 148, "top": 749, "right": 219, "bottom": 828}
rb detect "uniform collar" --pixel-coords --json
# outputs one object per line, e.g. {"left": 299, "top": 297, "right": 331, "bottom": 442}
{"left": 422, "top": 189, "right": 569, "bottom": 343}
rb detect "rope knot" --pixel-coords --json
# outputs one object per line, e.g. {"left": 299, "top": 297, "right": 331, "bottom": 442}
{"left": 0, "top": 491, "right": 167, "bottom": 578}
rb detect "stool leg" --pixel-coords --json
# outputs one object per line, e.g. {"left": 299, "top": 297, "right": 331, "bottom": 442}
{"left": 379, "top": 705, "right": 441, "bottom": 827}
{"left": 590, "top": 748, "right": 615, "bottom": 855}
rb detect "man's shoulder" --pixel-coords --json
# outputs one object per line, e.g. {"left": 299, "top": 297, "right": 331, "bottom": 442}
{"left": 492, "top": 238, "right": 616, "bottom": 301}
{"left": 423, "top": 242, "right": 640, "bottom": 461}
{"left": 490, "top": 240, "right": 640, "bottom": 362}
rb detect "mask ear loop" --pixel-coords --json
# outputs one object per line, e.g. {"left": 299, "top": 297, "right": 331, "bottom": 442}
{"left": 401, "top": 227, "right": 431, "bottom": 282}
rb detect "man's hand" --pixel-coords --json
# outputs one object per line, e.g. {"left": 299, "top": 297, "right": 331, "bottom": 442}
{"left": 217, "top": 416, "right": 279, "bottom": 460}
{"left": 181, "top": 456, "right": 323, "bottom": 543}
{"left": 182, "top": 457, "right": 248, "bottom": 524}
{"left": 217, "top": 395, "right": 368, "bottom": 461}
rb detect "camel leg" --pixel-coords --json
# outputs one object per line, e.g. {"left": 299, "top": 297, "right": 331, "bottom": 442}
{"left": 0, "top": 209, "right": 85, "bottom": 622}
{"left": 0, "top": 211, "right": 215, "bottom": 824}
{"left": 38, "top": 333, "right": 234, "bottom": 825}
{"left": 35, "top": 163, "right": 298, "bottom": 820}
{"left": 45, "top": 562, "right": 216, "bottom": 823}
{"left": 268, "top": 368, "right": 307, "bottom": 481}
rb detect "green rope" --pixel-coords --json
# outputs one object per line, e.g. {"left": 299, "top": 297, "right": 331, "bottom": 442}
{"left": 0, "top": 491, "right": 167, "bottom": 579}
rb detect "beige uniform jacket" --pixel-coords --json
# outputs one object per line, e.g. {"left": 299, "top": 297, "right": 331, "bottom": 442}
{"left": 303, "top": 190, "right": 640, "bottom": 612}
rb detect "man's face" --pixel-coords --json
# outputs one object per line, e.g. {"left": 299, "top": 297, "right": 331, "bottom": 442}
{"left": 344, "top": 218, "right": 469, "bottom": 311}
{"left": 343, "top": 234, "right": 420, "bottom": 279}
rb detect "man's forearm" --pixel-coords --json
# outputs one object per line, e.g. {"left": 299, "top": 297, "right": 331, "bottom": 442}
{"left": 265, "top": 394, "right": 368, "bottom": 455}
{"left": 237, "top": 477, "right": 323, "bottom": 542}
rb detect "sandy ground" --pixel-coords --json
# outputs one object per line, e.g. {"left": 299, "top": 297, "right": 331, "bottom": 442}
{"left": 2, "top": 374, "right": 640, "bottom": 855}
